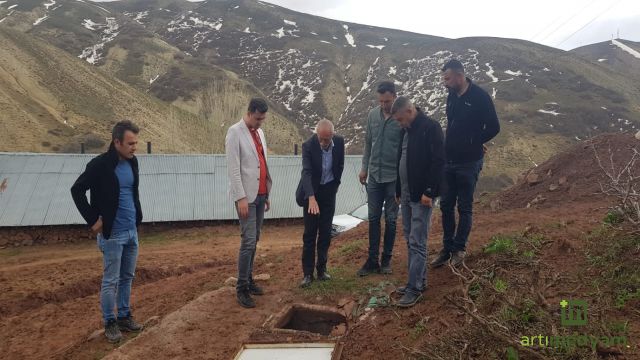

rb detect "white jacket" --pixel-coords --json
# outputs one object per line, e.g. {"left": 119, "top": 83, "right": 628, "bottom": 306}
{"left": 225, "top": 119, "right": 272, "bottom": 203}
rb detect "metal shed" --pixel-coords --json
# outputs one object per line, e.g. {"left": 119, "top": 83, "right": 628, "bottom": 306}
{"left": 0, "top": 153, "right": 366, "bottom": 227}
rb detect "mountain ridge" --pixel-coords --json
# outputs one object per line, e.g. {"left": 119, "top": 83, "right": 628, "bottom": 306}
{"left": 1, "top": 0, "right": 639, "bottom": 190}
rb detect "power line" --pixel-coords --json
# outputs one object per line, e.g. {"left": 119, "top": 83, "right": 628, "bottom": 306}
{"left": 556, "top": 0, "right": 624, "bottom": 47}
{"left": 530, "top": 0, "right": 599, "bottom": 42}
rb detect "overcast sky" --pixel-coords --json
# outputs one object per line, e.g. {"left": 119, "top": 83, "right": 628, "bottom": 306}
{"left": 260, "top": 0, "right": 640, "bottom": 50}
{"left": 92, "top": 0, "right": 640, "bottom": 50}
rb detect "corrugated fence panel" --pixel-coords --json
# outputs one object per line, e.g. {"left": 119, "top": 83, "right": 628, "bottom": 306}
{"left": 266, "top": 157, "right": 300, "bottom": 219}
{"left": 174, "top": 174, "right": 196, "bottom": 221}
{"left": 47, "top": 174, "right": 82, "bottom": 225}
{"left": 21, "top": 173, "right": 57, "bottom": 226}
{"left": 0, "top": 153, "right": 365, "bottom": 227}
{"left": 335, "top": 157, "right": 368, "bottom": 215}
{"left": 152, "top": 174, "right": 177, "bottom": 222}
{"left": 1, "top": 173, "right": 39, "bottom": 226}
{"left": 42, "top": 156, "right": 66, "bottom": 173}
{"left": 139, "top": 174, "right": 157, "bottom": 222}
{"left": 61, "top": 156, "right": 90, "bottom": 174}
{"left": 0, "top": 173, "right": 21, "bottom": 224}
{"left": 194, "top": 174, "right": 217, "bottom": 220}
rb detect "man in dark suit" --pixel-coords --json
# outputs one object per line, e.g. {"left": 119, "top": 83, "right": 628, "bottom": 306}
{"left": 296, "top": 119, "right": 345, "bottom": 288}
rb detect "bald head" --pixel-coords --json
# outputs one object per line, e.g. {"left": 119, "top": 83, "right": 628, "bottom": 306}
{"left": 315, "top": 119, "right": 334, "bottom": 148}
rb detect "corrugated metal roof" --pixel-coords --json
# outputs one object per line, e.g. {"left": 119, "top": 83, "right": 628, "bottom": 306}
{"left": 0, "top": 153, "right": 366, "bottom": 227}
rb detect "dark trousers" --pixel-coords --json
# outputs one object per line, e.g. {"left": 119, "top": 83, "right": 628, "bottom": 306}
{"left": 440, "top": 158, "right": 483, "bottom": 253}
{"left": 302, "top": 181, "right": 338, "bottom": 276}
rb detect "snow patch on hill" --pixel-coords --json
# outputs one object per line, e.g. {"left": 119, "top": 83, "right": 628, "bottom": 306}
{"left": 343, "top": 24, "right": 356, "bottom": 47}
{"left": 79, "top": 17, "right": 119, "bottom": 64}
{"left": 123, "top": 10, "right": 148, "bottom": 24}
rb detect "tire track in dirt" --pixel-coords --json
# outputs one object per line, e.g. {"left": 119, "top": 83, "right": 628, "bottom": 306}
{"left": 0, "top": 260, "right": 234, "bottom": 318}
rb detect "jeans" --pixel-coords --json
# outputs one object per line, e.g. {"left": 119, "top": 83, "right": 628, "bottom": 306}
{"left": 236, "top": 195, "right": 266, "bottom": 292}
{"left": 440, "top": 158, "right": 483, "bottom": 253}
{"left": 302, "top": 182, "right": 338, "bottom": 276}
{"left": 97, "top": 229, "right": 138, "bottom": 324}
{"left": 366, "top": 179, "right": 399, "bottom": 266}
{"left": 401, "top": 197, "right": 432, "bottom": 295}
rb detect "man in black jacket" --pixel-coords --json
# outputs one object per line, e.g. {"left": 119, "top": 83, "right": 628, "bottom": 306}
{"left": 71, "top": 120, "right": 144, "bottom": 343}
{"left": 431, "top": 59, "right": 500, "bottom": 269}
{"left": 391, "top": 97, "right": 445, "bottom": 307}
{"left": 296, "top": 119, "right": 345, "bottom": 288}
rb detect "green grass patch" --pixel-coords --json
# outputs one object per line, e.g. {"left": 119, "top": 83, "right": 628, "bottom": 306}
{"left": 585, "top": 225, "right": 640, "bottom": 310}
{"left": 337, "top": 239, "right": 365, "bottom": 257}
{"left": 469, "top": 281, "right": 482, "bottom": 300}
{"left": 499, "top": 299, "right": 541, "bottom": 329}
{"left": 409, "top": 317, "right": 429, "bottom": 340}
{"left": 299, "top": 266, "right": 374, "bottom": 297}
{"left": 603, "top": 210, "right": 625, "bottom": 225}
{"left": 615, "top": 288, "right": 640, "bottom": 309}
{"left": 483, "top": 232, "right": 547, "bottom": 260}
{"left": 608, "top": 320, "right": 630, "bottom": 334}
{"left": 493, "top": 278, "right": 508, "bottom": 293}
{"left": 484, "top": 235, "right": 517, "bottom": 254}
{"left": 139, "top": 233, "right": 169, "bottom": 245}
{"left": 0, "top": 248, "right": 22, "bottom": 257}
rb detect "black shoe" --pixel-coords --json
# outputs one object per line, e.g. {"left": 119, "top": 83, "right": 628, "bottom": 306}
{"left": 105, "top": 319, "right": 123, "bottom": 343}
{"left": 430, "top": 249, "right": 451, "bottom": 268}
{"left": 237, "top": 290, "right": 256, "bottom": 308}
{"left": 397, "top": 291, "right": 423, "bottom": 308}
{"left": 380, "top": 264, "right": 393, "bottom": 274}
{"left": 396, "top": 285, "right": 426, "bottom": 296}
{"left": 317, "top": 272, "right": 331, "bottom": 281}
{"left": 381, "top": 257, "right": 393, "bottom": 274}
{"left": 117, "top": 315, "right": 143, "bottom": 332}
{"left": 450, "top": 251, "right": 466, "bottom": 267}
{"left": 357, "top": 261, "right": 380, "bottom": 277}
{"left": 248, "top": 282, "right": 264, "bottom": 296}
{"left": 300, "top": 275, "right": 313, "bottom": 288}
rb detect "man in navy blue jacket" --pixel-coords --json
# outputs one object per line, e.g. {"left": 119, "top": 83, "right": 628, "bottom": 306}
{"left": 431, "top": 59, "right": 500, "bottom": 268}
{"left": 296, "top": 119, "right": 345, "bottom": 288}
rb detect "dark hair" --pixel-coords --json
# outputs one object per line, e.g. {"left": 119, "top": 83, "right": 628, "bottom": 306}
{"left": 376, "top": 81, "right": 396, "bottom": 95}
{"left": 248, "top": 98, "right": 268, "bottom": 113}
{"left": 112, "top": 120, "right": 140, "bottom": 142}
{"left": 442, "top": 59, "right": 465, "bottom": 73}
{"left": 390, "top": 96, "right": 411, "bottom": 115}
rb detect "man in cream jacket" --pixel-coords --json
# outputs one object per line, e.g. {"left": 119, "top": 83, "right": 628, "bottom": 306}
{"left": 225, "top": 98, "right": 273, "bottom": 308}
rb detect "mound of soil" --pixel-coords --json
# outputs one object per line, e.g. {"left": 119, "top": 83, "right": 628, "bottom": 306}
{"left": 492, "top": 133, "right": 639, "bottom": 210}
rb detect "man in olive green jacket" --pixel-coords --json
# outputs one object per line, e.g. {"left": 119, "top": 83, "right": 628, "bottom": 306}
{"left": 357, "top": 81, "right": 403, "bottom": 276}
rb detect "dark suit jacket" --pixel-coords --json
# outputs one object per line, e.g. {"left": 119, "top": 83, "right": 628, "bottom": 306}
{"left": 295, "top": 134, "right": 345, "bottom": 207}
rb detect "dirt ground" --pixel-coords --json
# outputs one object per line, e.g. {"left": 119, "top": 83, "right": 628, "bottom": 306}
{"left": 1, "top": 197, "right": 638, "bottom": 359}
{"left": 1, "top": 134, "right": 639, "bottom": 360}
